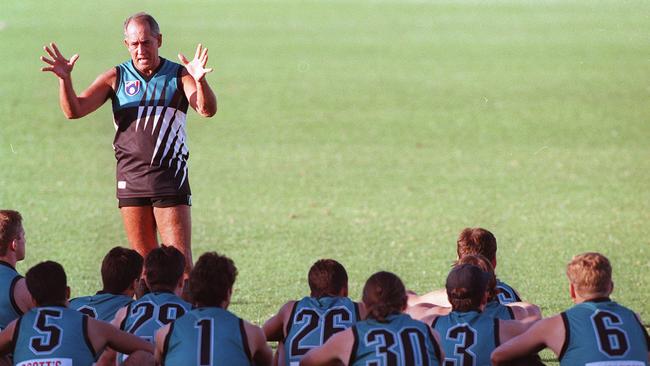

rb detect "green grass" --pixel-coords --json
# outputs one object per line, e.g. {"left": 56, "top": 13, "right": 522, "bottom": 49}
{"left": 2, "top": 1, "right": 649, "bottom": 364}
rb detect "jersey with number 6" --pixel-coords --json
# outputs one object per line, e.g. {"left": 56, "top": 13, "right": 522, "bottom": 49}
{"left": 162, "top": 307, "right": 253, "bottom": 366}
{"left": 13, "top": 306, "right": 96, "bottom": 366}
{"left": 69, "top": 292, "right": 133, "bottom": 322}
{"left": 433, "top": 310, "right": 499, "bottom": 366}
{"left": 285, "top": 296, "right": 360, "bottom": 366}
{"left": 351, "top": 313, "right": 442, "bottom": 366}
{"left": 559, "top": 298, "right": 649, "bottom": 366}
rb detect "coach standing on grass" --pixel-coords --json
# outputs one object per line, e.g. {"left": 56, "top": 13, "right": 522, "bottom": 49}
{"left": 39, "top": 12, "right": 217, "bottom": 274}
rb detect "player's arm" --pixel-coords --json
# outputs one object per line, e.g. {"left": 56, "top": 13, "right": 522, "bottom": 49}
{"left": 154, "top": 323, "right": 171, "bottom": 366}
{"left": 40, "top": 42, "right": 114, "bottom": 119}
{"left": 300, "top": 328, "right": 353, "bottom": 366}
{"left": 179, "top": 44, "right": 217, "bottom": 117}
{"left": 263, "top": 301, "right": 295, "bottom": 342}
{"left": 13, "top": 278, "right": 34, "bottom": 313}
{"left": 356, "top": 301, "right": 368, "bottom": 320}
{"left": 507, "top": 301, "right": 542, "bottom": 321}
{"left": 87, "top": 317, "right": 153, "bottom": 356}
{"left": 243, "top": 321, "right": 273, "bottom": 366}
{"left": 491, "top": 315, "right": 563, "bottom": 365}
{"left": 634, "top": 313, "right": 650, "bottom": 362}
{"left": 0, "top": 320, "right": 17, "bottom": 356}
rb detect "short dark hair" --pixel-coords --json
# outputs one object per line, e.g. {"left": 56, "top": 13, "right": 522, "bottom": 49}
{"left": 101, "top": 247, "right": 143, "bottom": 294}
{"left": 308, "top": 259, "right": 348, "bottom": 298}
{"left": 144, "top": 245, "right": 185, "bottom": 291}
{"left": 446, "top": 264, "right": 489, "bottom": 312}
{"left": 189, "top": 252, "right": 237, "bottom": 307}
{"left": 123, "top": 12, "right": 160, "bottom": 36}
{"left": 26, "top": 261, "right": 67, "bottom": 306}
{"left": 0, "top": 210, "right": 23, "bottom": 256}
{"left": 362, "top": 271, "right": 407, "bottom": 322}
{"left": 456, "top": 254, "right": 497, "bottom": 301}
{"left": 456, "top": 228, "right": 497, "bottom": 263}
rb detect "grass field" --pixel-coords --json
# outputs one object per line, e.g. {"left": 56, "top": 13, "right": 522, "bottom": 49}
{"left": 1, "top": 1, "right": 649, "bottom": 364}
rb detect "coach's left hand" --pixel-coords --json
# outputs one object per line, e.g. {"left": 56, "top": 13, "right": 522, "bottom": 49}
{"left": 178, "top": 44, "right": 213, "bottom": 82}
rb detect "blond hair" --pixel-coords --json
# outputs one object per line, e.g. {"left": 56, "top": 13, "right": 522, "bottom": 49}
{"left": 566, "top": 252, "right": 612, "bottom": 297}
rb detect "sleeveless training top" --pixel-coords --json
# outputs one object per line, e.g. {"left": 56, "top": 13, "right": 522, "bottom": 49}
{"left": 13, "top": 306, "right": 96, "bottom": 366}
{"left": 495, "top": 279, "right": 521, "bottom": 304}
{"left": 284, "top": 296, "right": 360, "bottom": 366}
{"left": 111, "top": 58, "right": 191, "bottom": 198}
{"left": 433, "top": 310, "right": 499, "bottom": 366}
{"left": 483, "top": 300, "right": 515, "bottom": 320}
{"left": 0, "top": 261, "right": 22, "bottom": 330}
{"left": 559, "top": 298, "right": 649, "bottom": 366}
{"left": 162, "top": 307, "right": 253, "bottom": 366}
{"left": 351, "top": 313, "right": 442, "bottom": 366}
{"left": 69, "top": 292, "right": 133, "bottom": 322}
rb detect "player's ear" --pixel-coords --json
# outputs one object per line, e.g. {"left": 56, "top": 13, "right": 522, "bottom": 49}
{"left": 157, "top": 33, "right": 162, "bottom": 48}
{"left": 609, "top": 281, "right": 614, "bottom": 295}
{"left": 9, "top": 239, "right": 17, "bottom": 252}
{"left": 492, "top": 258, "right": 497, "bottom": 269}
{"left": 65, "top": 286, "right": 71, "bottom": 301}
{"left": 341, "top": 285, "right": 349, "bottom": 297}
{"left": 569, "top": 282, "right": 577, "bottom": 301}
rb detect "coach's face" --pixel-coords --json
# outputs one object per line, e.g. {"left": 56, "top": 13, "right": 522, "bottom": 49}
{"left": 124, "top": 20, "right": 162, "bottom": 74}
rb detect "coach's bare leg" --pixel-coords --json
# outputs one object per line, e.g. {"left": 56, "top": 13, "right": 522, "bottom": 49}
{"left": 153, "top": 205, "right": 192, "bottom": 274}
{"left": 121, "top": 206, "right": 158, "bottom": 258}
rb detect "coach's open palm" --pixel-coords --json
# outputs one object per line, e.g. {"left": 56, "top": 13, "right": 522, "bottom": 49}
{"left": 40, "top": 42, "right": 78, "bottom": 79}
{"left": 178, "top": 43, "right": 213, "bottom": 82}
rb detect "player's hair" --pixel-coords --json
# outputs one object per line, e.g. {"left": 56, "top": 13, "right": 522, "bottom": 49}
{"left": 0, "top": 210, "right": 23, "bottom": 256}
{"left": 456, "top": 254, "right": 498, "bottom": 301}
{"left": 308, "top": 259, "right": 348, "bottom": 298}
{"left": 123, "top": 12, "right": 160, "bottom": 37}
{"left": 189, "top": 252, "right": 238, "bottom": 307}
{"left": 101, "top": 247, "right": 143, "bottom": 294}
{"left": 144, "top": 245, "right": 185, "bottom": 292}
{"left": 566, "top": 252, "right": 612, "bottom": 297}
{"left": 456, "top": 227, "right": 497, "bottom": 263}
{"left": 26, "top": 261, "right": 67, "bottom": 306}
{"left": 362, "top": 271, "right": 407, "bottom": 322}
{"left": 446, "top": 264, "right": 488, "bottom": 312}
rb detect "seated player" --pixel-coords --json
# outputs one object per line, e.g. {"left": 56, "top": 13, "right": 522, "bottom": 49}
{"left": 492, "top": 252, "right": 650, "bottom": 365}
{"left": 155, "top": 252, "right": 272, "bottom": 365}
{"left": 300, "top": 271, "right": 444, "bottom": 366}
{"left": 0, "top": 261, "right": 153, "bottom": 365}
{"left": 263, "top": 259, "right": 366, "bottom": 366}
{"left": 0, "top": 210, "right": 33, "bottom": 330}
{"left": 70, "top": 246, "right": 143, "bottom": 321}
{"left": 425, "top": 264, "right": 541, "bottom": 366}
{"left": 112, "top": 245, "right": 191, "bottom": 364}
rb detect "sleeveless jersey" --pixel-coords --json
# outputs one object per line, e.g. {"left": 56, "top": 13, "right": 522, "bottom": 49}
{"left": 495, "top": 279, "right": 521, "bottom": 304}
{"left": 351, "top": 313, "right": 442, "bottom": 366}
{"left": 483, "top": 300, "right": 515, "bottom": 320}
{"left": 433, "top": 310, "right": 499, "bottom": 366}
{"left": 0, "top": 261, "right": 22, "bottom": 330}
{"left": 284, "top": 296, "right": 360, "bottom": 366}
{"left": 13, "top": 306, "right": 96, "bottom": 366}
{"left": 162, "top": 307, "right": 253, "bottom": 366}
{"left": 559, "top": 298, "right": 649, "bottom": 366}
{"left": 118, "top": 291, "right": 191, "bottom": 364}
{"left": 69, "top": 292, "right": 133, "bottom": 322}
{"left": 111, "top": 58, "right": 191, "bottom": 198}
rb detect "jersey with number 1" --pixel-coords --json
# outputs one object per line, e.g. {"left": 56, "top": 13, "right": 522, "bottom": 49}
{"left": 559, "top": 298, "right": 649, "bottom": 366}
{"left": 13, "top": 306, "right": 96, "bottom": 366}
{"left": 433, "top": 310, "right": 499, "bottom": 366}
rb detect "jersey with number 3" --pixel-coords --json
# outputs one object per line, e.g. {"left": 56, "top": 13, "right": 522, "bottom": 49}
{"left": 560, "top": 298, "right": 649, "bottom": 366}
{"left": 162, "top": 307, "right": 253, "bottom": 366}
{"left": 351, "top": 313, "right": 442, "bottom": 366}
{"left": 433, "top": 310, "right": 499, "bottom": 366}
{"left": 13, "top": 306, "right": 96, "bottom": 366}
{"left": 284, "top": 296, "right": 360, "bottom": 366}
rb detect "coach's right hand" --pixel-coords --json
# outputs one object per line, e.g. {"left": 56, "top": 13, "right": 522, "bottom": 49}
{"left": 40, "top": 42, "right": 78, "bottom": 79}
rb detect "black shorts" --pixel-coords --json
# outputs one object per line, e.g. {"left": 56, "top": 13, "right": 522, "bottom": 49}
{"left": 118, "top": 195, "right": 192, "bottom": 208}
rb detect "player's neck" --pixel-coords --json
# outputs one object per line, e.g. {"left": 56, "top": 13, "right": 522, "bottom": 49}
{"left": 0, "top": 256, "right": 17, "bottom": 268}
{"left": 135, "top": 57, "right": 162, "bottom": 77}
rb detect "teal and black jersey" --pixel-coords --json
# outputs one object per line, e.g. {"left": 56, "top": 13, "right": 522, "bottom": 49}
{"left": 559, "top": 297, "right": 649, "bottom": 366}
{"left": 13, "top": 306, "right": 96, "bottom": 366}
{"left": 351, "top": 313, "right": 442, "bottom": 366}
{"left": 433, "top": 310, "right": 499, "bottom": 366}
{"left": 162, "top": 307, "right": 253, "bottom": 366}
{"left": 69, "top": 291, "right": 133, "bottom": 322}
{"left": 111, "top": 58, "right": 191, "bottom": 199}
{"left": 495, "top": 279, "right": 521, "bottom": 304}
{"left": 118, "top": 291, "right": 191, "bottom": 364}
{"left": 284, "top": 296, "right": 360, "bottom": 366}
{"left": 483, "top": 300, "right": 515, "bottom": 320}
{"left": 0, "top": 261, "right": 23, "bottom": 330}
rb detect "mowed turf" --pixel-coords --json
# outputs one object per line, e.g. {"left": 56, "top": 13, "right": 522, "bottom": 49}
{"left": 1, "top": 1, "right": 649, "bottom": 363}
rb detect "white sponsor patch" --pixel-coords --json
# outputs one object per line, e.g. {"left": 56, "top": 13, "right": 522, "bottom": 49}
{"left": 17, "top": 358, "right": 73, "bottom": 366}
{"left": 117, "top": 181, "right": 127, "bottom": 189}
{"left": 586, "top": 361, "right": 645, "bottom": 366}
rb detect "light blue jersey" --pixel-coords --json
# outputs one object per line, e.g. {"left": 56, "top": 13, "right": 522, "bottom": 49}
{"left": 560, "top": 298, "right": 649, "bottom": 366}
{"left": 495, "top": 279, "right": 521, "bottom": 305}
{"left": 284, "top": 296, "right": 359, "bottom": 366}
{"left": 69, "top": 292, "right": 133, "bottom": 322}
{"left": 0, "top": 261, "right": 22, "bottom": 330}
{"left": 483, "top": 300, "right": 515, "bottom": 320}
{"left": 433, "top": 310, "right": 499, "bottom": 366}
{"left": 352, "top": 313, "right": 442, "bottom": 366}
{"left": 162, "top": 307, "right": 252, "bottom": 366}
{"left": 13, "top": 306, "right": 96, "bottom": 366}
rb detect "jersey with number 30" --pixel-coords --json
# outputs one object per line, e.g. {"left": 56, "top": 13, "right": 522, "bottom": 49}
{"left": 560, "top": 298, "right": 649, "bottom": 366}
{"left": 433, "top": 310, "right": 499, "bottom": 366}
{"left": 13, "top": 306, "right": 96, "bottom": 366}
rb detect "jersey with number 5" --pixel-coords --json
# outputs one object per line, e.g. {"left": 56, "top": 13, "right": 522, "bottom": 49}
{"left": 560, "top": 298, "right": 649, "bottom": 366}
{"left": 13, "top": 306, "right": 96, "bottom": 366}
{"left": 433, "top": 310, "right": 499, "bottom": 366}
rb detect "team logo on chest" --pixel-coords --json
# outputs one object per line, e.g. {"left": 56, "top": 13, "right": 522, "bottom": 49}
{"left": 124, "top": 80, "right": 141, "bottom": 96}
